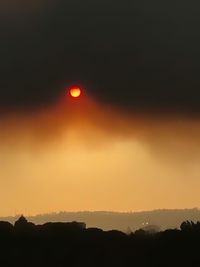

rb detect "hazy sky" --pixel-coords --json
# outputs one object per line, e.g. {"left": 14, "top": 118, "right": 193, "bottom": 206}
{"left": 0, "top": 0, "right": 200, "bottom": 216}
{"left": 0, "top": 99, "right": 200, "bottom": 216}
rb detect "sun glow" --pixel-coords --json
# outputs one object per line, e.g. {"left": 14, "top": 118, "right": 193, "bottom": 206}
{"left": 70, "top": 87, "right": 82, "bottom": 98}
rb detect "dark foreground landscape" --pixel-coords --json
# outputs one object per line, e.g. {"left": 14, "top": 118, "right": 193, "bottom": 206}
{"left": 0, "top": 216, "right": 200, "bottom": 266}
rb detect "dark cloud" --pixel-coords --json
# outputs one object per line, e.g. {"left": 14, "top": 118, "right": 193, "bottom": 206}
{"left": 1, "top": 0, "right": 200, "bottom": 112}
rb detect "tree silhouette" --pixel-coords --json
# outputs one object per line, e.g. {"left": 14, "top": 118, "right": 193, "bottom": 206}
{"left": 0, "top": 217, "right": 198, "bottom": 267}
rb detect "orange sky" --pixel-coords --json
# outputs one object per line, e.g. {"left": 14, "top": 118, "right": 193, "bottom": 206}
{"left": 0, "top": 97, "right": 200, "bottom": 216}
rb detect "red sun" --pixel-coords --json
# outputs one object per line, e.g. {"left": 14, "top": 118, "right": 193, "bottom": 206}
{"left": 69, "top": 86, "right": 82, "bottom": 98}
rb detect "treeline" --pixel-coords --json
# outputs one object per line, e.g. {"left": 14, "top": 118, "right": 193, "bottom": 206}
{"left": 0, "top": 216, "right": 200, "bottom": 266}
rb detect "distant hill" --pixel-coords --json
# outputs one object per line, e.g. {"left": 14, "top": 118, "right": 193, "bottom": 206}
{"left": 1, "top": 209, "right": 200, "bottom": 232}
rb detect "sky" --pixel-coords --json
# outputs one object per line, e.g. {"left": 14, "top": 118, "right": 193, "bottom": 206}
{"left": 0, "top": 0, "right": 200, "bottom": 216}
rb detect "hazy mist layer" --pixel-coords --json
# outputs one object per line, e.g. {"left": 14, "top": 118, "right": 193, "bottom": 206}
{"left": 0, "top": 97, "right": 200, "bottom": 216}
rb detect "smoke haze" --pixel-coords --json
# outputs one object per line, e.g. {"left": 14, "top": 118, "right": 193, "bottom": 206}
{"left": 0, "top": 98, "right": 199, "bottom": 216}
